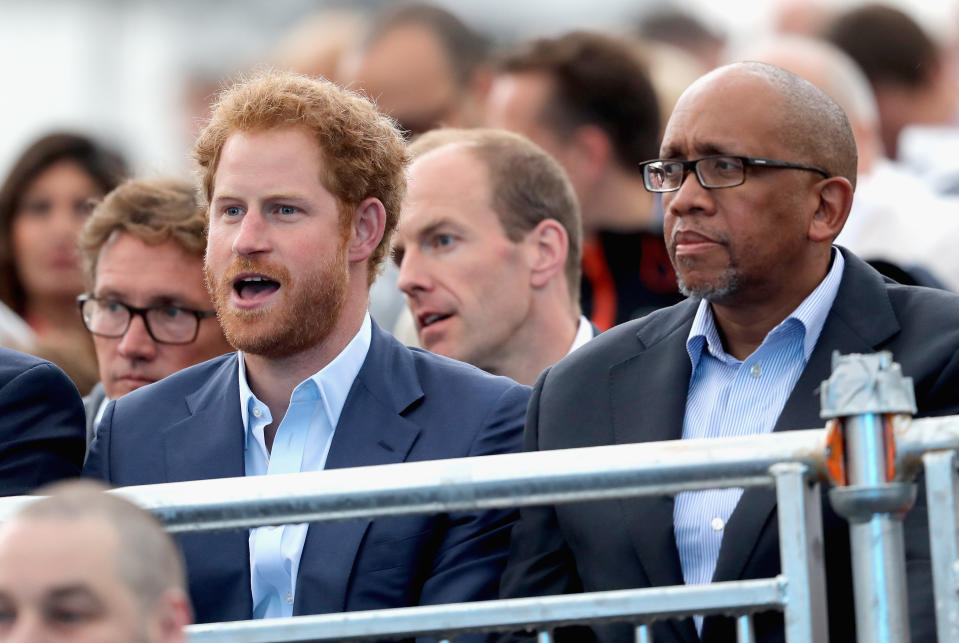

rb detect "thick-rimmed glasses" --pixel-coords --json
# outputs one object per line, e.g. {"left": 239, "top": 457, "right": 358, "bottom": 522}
{"left": 78, "top": 295, "right": 217, "bottom": 345}
{"left": 640, "top": 155, "right": 830, "bottom": 193}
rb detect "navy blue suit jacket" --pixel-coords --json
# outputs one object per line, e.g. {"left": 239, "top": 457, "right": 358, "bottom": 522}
{"left": 85, "top": 323, "right": 529, "bottom": 628}
{"left": 0, "top": 346, "right": 85, "bottom": 496}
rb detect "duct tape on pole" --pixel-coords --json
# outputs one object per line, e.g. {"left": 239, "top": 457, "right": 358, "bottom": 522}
{"left": 821, "top": 351, "right": 916, "bottom": 643}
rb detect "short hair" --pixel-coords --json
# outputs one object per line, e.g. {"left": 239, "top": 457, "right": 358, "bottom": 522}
{"left": 497, "top": 31, "right": 660, "bottom": 171}
{"left": 15, "top": 480, "right": 186, "bottom": 610}
{"left": 364, "top": 3, "right": 489, "bottom": 88}
{"left": 0, "top": 133, "right": 127, "bottom": 313}
{"left": 78, "top": 178, "right": 208, "bottom": 289}
{"left": 194, "top": 70, "right": 409, "bottom": 283}
{"left": 825, "top": 4, "right": 940, "bottom": 88}
{"left": 409, "top": 128, "right": 582, "bottom": 302}
{"left": 731, "top": 62, "right": 858, "bottom": 189}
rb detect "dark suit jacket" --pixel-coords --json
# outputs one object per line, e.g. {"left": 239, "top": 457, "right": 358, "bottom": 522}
{"left": 85, "top": 323, "right": 529, "bottom": 629}
{"left": 0, "top": 346, "right": 85, "bottom": 496}
{"left": 500, "top": 249, "right": 959, "bottom": 643}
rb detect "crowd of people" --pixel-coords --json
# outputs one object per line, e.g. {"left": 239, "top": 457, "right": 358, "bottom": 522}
{"left": 2, "top": 2, "right": 959, "bottom": 641}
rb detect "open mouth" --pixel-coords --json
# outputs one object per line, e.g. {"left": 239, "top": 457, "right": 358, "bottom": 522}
{"left": 419, "top": 312, "right": 452, "bottom": 329}
{"left": 233, "top": 275, "right": 280, "bottom": 301}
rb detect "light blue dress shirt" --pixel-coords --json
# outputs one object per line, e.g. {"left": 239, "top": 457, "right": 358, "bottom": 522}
{"left": 239, "top": 313, "right": 372, "bottom": 619}
{"left": 673, "top": 250, "right": 844, "bottom": 633}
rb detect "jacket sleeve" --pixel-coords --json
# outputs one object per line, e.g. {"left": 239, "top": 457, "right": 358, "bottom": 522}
{"left": 0, "top": 361, "right": 85, "bottom": 496}
{"left": 415, "top": 381, "right": 529, "bottom": 642}
{"left": 497, "top": 369, "right": 594, "bottom": 643}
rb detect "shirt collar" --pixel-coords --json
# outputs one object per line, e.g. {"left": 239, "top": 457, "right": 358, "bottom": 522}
{"left": 686, "top": 248, "right": 845, "bottom": 368}
{"left": 238, "top": 312, "right": 373, "bottom": 432}
{"left": 567, "top": 315, "right": 594, "bottom": 356}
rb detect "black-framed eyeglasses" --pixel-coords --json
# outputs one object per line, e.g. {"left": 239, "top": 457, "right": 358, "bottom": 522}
{"left": 639, "top": 155, "right": 830, "bottom": 193}
{"left": 78, "top": 295, "right": 217, "bottom": 345}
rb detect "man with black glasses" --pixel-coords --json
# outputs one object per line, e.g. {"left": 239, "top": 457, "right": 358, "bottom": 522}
{"left": 77, "top": 178, "right": 231, "bottom": 450}
{"left": 499, "top": 62, "right": 959, "bottom": 642}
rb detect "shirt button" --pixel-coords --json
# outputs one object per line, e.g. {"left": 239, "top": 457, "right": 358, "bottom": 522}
{"left": 285, "top": 592, "right": 294, "bottom": 605}
{"left": 252, "top": 407, "right": 262, "bottom": 418}
{"left": 711, "top": 517, "right": 725, "bottom": 531}
{"left": 749, "top": 363, "right": 762, "bottom": 378}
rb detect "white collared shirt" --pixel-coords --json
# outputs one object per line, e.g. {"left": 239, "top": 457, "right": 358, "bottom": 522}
{"left": 239, "top": 313, "right": 372, "bottom": 619}
{"left": 566, "top": 315, "right": 594, "bottom": 356}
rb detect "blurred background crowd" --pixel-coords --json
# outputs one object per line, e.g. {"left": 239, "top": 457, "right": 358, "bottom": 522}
{"left": 1, "top": 0, "right": 958, "bottom": 393}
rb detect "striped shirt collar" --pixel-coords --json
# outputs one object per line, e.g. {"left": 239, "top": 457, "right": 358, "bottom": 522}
{"left": 686, "top": 248, "right": 845, "bottom": 368}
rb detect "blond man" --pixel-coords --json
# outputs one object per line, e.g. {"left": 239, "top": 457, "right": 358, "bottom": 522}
{"left": 78, "top": 178, "right": 231, "bottom": 449}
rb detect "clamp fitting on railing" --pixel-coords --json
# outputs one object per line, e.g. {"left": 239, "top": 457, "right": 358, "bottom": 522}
{"left": 819, "top": 351, "right": 917, "bottom": 643}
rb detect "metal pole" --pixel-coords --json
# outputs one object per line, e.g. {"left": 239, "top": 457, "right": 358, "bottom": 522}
{"left": 845, "top": 413, "right": 911, "bottom": 643}
{"left": 736, "top": 614, "right": 756, "bottom": 643}
{"left": 0, "top": 429, "right": 829, "bottom": 530}
{"left": 771, "top": 463, "right": 828, "bottom": 642}
{"left": 185, "top": 580, "right": 784, "bottom": 642}
{"left": 820, "top": 352, "right": 917, "bottom": 643}
{"left": 635, "top": 624, "right": 653, "bottom": 643}
{"left": 923, "top": 450, "right": 959, "bottom": 642}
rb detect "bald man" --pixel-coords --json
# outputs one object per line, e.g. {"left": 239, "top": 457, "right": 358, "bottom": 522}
{"left": 743, "top": 35, "right": 959, "bottom": 291}
{"left": 499, "top": 62, "right": 959, "bottom": 642}
{"left": 0, "top": 481, "right": 191, "bottom": 642}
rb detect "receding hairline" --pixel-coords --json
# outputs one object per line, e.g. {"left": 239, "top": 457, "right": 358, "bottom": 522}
{"left": 13, "top": 481, "right": 187, "bottom": 609}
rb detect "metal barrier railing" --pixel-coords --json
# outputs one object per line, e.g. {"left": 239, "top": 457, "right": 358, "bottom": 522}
{"left": 3, "top": 428, "right": 831, "bottom": 641}
{"left": 3, "top": 352, "right": 959, "bottom": 641}
{"left": 184, "top": 580, "right": 787, "bottom": 642}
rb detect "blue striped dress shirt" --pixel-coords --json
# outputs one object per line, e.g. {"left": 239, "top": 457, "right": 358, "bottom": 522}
{"left": 673, "top": 250, "right": 844, "bottom": 633}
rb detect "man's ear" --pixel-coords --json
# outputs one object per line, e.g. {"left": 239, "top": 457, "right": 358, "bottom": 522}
{"left": 527, "top": 219, "right": 569, "bottom": 289}
{"left": 348, "top": 197, "right": 387, "bottom": 263}
{"left": 808, "top": 177, "right": 854, "bottom": 243}
{"left": 154, "top": 589, "right": 193, "bottom": 643}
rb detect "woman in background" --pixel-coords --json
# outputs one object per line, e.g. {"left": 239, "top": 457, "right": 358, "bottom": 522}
{"left": 0, "top": 133, "right": 127, "bottom": 392}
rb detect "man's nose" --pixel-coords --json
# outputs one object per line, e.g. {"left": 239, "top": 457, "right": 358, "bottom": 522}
{"left": 117, "top": 313, "right": 158, "bottom": 361}
{"left": 396, "top": 248, "right": 433, "bottom": 297}
{"left": 664, "top": 168, "right": 715, "bottom": 218}
{"left": 232, "top": 210, "right": 271, "bottom": 256}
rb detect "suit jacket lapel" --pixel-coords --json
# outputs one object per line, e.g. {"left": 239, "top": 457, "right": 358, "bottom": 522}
{"left": 163, "top": 354, "right": 245, "bottom": 482}
{"left": 295, "top": 324, "right": 422, "bottom": 615}
{"left": 712, "top": 250, "right": 901, "bottom": 585}
{"left": 612, "top": 300, "right": 699, "bottom": 643}
{"left": 159, "top": 354, "right": 252, "bottom": 622}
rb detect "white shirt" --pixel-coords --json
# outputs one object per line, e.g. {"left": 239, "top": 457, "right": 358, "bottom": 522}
{"left": 0, "top": 300, "right": 34, "bottom": 349}
{"left": 838, "top": 158, "right": 959, "bottom": 289}
{"left": 566, "top": 315, "right": 594, "bottom": 356}
{"left": 239, "top": 313, "right": 372, "bottom": 619}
